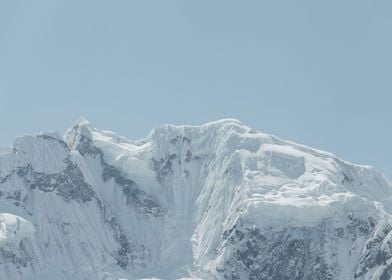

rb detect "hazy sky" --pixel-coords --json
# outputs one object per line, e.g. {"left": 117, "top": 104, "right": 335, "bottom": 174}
{"left": 0, "top": 1, "right": 391, "bottom": 177}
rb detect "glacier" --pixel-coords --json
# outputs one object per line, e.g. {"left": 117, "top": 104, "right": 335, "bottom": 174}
{"left": 0, "top": 119, "right": 391, "bottom": 279}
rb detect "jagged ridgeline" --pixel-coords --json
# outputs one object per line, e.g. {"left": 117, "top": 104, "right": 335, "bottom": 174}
{"left": 0, "top": 119, "right": 392, "bottom": 280}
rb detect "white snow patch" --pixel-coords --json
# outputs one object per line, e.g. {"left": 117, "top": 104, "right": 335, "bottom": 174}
{"left": 0, "top": 213, "right": 34, "bottom": 246}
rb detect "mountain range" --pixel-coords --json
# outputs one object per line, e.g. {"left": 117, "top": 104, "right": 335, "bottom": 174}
{"left": 0, "top": 119, "right": 391, "bottom": 280}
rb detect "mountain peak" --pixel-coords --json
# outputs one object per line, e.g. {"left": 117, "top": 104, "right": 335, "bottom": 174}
{"left": 64, "top": 117, "right": 95, "bottom": 151}
{"left": 71, "top": 117, "right": 93, "bottom": 131}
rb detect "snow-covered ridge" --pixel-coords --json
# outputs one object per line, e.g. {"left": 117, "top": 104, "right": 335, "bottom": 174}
{"left": 0, "top": 119, "right": 391, "bottom": 280}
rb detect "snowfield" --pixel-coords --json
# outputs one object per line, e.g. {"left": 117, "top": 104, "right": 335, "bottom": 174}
{"left": 0, "top": 119, "right": 391, "bottom": 279}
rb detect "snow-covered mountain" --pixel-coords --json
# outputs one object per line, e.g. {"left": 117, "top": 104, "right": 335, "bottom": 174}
{"left": 0, "top": 119, "right": 392, "bottom": 280}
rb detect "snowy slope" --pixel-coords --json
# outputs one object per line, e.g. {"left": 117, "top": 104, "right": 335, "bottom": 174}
{"left": 0, "top": 119, "right": 391, "bottom": 280}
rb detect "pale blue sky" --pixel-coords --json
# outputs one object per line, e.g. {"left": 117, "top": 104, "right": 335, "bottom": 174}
{"left": 0, "top": 1, "right": 391, "bottom": 177}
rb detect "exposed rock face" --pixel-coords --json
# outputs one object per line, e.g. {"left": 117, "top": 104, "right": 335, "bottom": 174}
{"left": 0, "top": 119, "right": 391, "bottom": 280}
